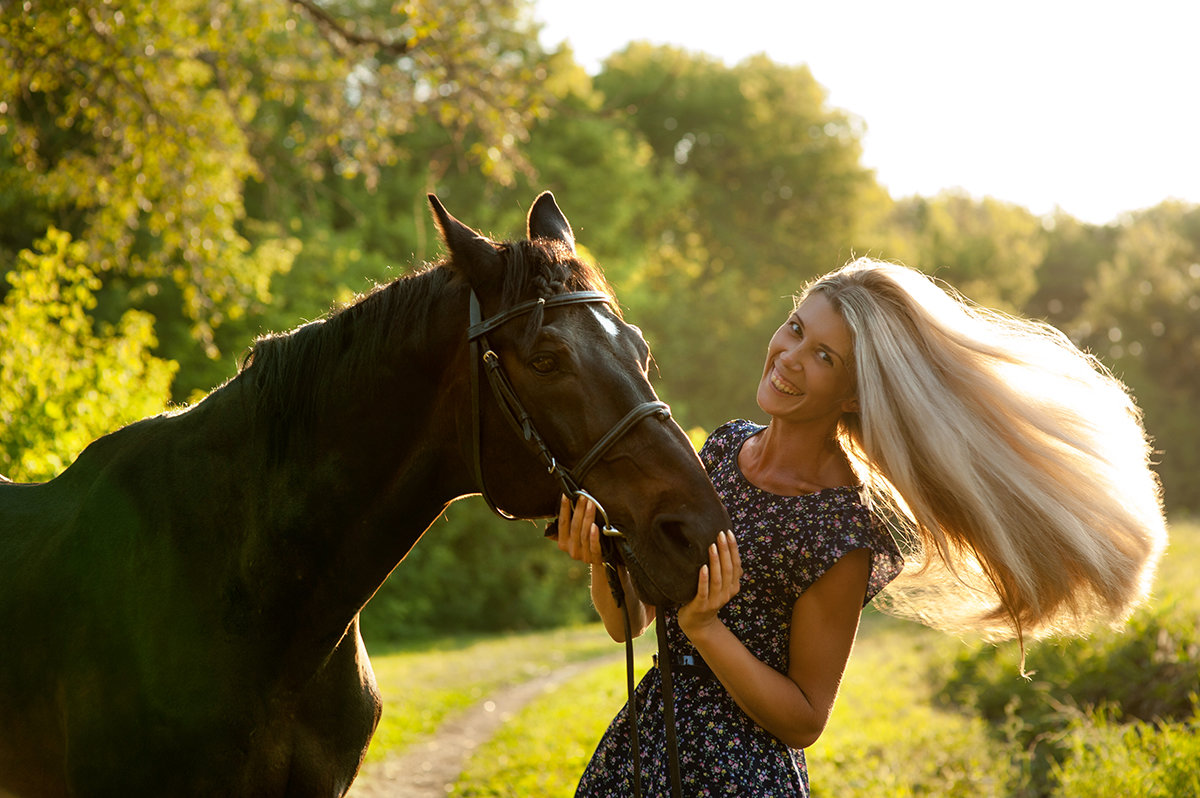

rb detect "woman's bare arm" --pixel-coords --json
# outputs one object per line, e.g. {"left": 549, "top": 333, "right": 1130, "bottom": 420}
{"left": 679, "top": 535, "right": 869, "bottom": 749}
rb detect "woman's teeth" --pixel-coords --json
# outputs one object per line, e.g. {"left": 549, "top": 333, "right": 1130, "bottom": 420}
{"left": 771, "top": 369, "right": 801, "bottom": 396}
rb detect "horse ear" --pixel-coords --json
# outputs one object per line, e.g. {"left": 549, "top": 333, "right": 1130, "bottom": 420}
{"left": 527, "top": 191, "right": 576, "bottom": 254}
{"left": 428, "top": 194, "right": 502, "bottom": 285}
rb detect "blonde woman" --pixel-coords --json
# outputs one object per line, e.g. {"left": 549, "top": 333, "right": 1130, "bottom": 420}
{"left": 556, "top": 258, "right": 1166, "bottom": 797}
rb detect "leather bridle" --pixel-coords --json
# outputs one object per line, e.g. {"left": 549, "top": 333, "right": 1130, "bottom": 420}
{"left": 467, "top": 288, "right": 669, "bottom": 533}
{"left": 467, "top": 287, "right": 685, "bottom": 798}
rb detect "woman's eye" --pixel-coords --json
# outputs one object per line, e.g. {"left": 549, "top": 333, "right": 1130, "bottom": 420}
{"left": 529, "top": 354, "right": 557, "bottom": 375}
{"left": 788, "top": 321, "right": 802, "bottom": 336}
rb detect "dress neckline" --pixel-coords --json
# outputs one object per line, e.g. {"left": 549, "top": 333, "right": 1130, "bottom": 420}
{"left": 730, "top": 423, "right": 861, "bottom": 500}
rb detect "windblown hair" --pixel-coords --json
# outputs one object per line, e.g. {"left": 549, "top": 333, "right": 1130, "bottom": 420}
{"left": 805, "top": 259, "right": 1166, "bottom": 651}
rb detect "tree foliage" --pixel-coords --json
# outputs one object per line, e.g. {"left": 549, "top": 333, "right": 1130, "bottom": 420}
{"left": 1074, "top": 203, "right": 1200, "bottom": 511}
{"left": 0, "top": 0, "right": 551, "bottom": 351}
{"left": 587, "top": 45, "right": 883, "bottom": 428}
{"left": 886, "top": 191, "right": 1047, "bottom": 310}
{"left": 1, "top": 0, "right": 290, "bottom": 349}
{"left": 1, "top": 8, "right": 1197, "bottom": 640}
{"left": 0, "top": 228, "right": 176, "bottom": 480}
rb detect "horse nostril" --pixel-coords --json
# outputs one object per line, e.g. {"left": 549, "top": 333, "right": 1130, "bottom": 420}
{"left": 653, "top": 517, "right": 696, "bottom": 559}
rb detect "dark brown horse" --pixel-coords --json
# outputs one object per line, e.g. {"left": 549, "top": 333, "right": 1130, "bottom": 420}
{"left": 0, "top": 193, "right": 728, "bottom": 797}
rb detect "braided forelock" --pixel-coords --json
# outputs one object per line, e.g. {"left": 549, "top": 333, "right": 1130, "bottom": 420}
{"left": 498, "top": 239, "right": 614, "bottom": 347}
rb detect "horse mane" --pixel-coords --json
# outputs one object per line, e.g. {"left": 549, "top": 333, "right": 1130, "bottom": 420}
{"left": 238, "top": 238, "right": 614, "bottom": 457}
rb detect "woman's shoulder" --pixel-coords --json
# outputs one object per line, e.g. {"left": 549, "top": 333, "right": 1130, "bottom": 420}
{"left": 822, "top": 490, "right": 897, "bottom": 549}
{"left": 701, "top": 419, "right": 761, "bottom": 458}
{"left": 757, "top": 487, "right": 903, "bottom": 601}
{"left": 829, "top": 494, "right": 904, "bottom": 602}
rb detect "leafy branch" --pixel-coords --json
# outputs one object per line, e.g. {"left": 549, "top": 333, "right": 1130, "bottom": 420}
{"left": 288, "top": 0, "right": 416, "bottom": 58}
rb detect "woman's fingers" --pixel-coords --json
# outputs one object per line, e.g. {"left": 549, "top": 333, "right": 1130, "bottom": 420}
{"left": 556, "top": 494, "right": 572, "bottom": 552}
{"left": 576, "top": 497, "right": 597, "bottom": 562}
{"left": 587, "top": 522, "right": 604, "bottom": 565}
{"left": 556, "top": 494, "right": 607, "bottom": 564}
{"left": 718, "top": 531, "right": 738, "bottom": 593}
{"left": 679, "top": 531, "right": 740, "bottom": 638}
{"left": 572, "top": 496, "right": 595, "bottom": 538}
{"left": 728, "top": 531, "right": 742, "bottom": 587}
{"left": 707, "top": 531, "right": 740, "bottom": 603}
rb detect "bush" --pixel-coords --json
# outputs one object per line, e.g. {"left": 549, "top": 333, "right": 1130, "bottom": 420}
{"left": 937, "top": 602, "right": 1200, "bottom": 794}
{"left": 1051, "top": 712, "right": 1200, "bottom": 797}
{"left": 942, "top": 602, "right": 1200, "bottom": 725}
{"left": 0, "top": 229, "right": 177, "bottom": 480}
{"left": 360, "top": 498, "right": 595, "bottom": 643}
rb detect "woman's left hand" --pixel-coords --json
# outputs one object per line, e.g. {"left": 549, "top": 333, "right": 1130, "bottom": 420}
{"left": 677, "top": 530, "right": 742, "bottom": 639}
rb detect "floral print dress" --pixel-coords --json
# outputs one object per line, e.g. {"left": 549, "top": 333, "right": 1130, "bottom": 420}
{"left": 576, "top": 420, "right": 904, "bottom": 797}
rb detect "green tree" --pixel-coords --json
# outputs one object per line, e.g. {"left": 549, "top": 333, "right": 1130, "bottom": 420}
{"left": 1, "top": 0, "right": 290, "bottom": 347}
{"left": 0, "top": 0, "right": 553, "bottom": 373}
{"left": 886, "top": 191, "right": 1047, "bottom": 311}
{"left": 1025, "top": 212, "right": 1116, "bottom": 327}
{"left": 0, "top": 229, "right": 177, "bottom": 481}
{"left": 362, "top": 500, "right": 595, "bottom": 639}
{"left": 596, "top": 46, "right": 877, "bottom": 286}
{"left": 590, "top": 45, "right": 881, "bottom": 428}
{"left": 1076, "top": 202, "right": 1200, "bottom": 512}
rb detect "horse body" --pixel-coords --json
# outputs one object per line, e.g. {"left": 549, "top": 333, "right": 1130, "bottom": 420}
{"left": 1, "top": 266, "right": 477, "bottom": 794}
{"left": 0, "top": 369, "right": 436, "bottom": 795}
{"left": 0, "top": 193, "right": 728, "bottom": 797}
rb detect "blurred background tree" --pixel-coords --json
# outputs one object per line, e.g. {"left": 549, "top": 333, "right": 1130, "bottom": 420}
{"left": 1, "top": 0, "right": 1195, "bottom": 638}
{"left": 588, "top": 45, "right": 885, "bottom": 428}
{"left": 1071, "top": 203, "right": 1200, "bottom": 517}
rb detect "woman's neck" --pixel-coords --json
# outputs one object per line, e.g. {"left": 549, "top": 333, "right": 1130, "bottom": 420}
{"left": 739, "top": 418, "right": 855, "bottom": 496}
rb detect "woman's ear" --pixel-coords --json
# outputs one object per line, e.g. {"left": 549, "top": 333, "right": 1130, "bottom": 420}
{"left": 842, "top": 396, "right": 860, "bottom": 414}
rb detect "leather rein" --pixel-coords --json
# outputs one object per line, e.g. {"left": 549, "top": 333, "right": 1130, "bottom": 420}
{"left": 467, "top": 288, "right": 684, "bottom": 798}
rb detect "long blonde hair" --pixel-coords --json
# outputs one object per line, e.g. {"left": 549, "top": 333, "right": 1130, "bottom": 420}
{"left": 806, "top": 259, "right": 1166, "bottom": 650}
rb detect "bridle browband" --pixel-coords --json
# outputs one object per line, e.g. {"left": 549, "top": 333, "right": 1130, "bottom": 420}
{"left": 466, "top": 286, "right": 684, "bottom": 798}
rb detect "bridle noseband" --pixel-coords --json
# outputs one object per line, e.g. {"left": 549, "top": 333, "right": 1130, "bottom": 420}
{"left": 467, "top": 287, "right": 684, "bottom": 798}
{"left": 467, "top": 289, "right": 669, "bottom": 533}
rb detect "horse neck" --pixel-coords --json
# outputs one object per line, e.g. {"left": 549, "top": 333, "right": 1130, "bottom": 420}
{"left": 215, "top": 277, "right": 476, "bottom": 651}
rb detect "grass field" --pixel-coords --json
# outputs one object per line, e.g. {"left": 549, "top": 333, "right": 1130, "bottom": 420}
{"left": 448, "top": 612, "right": 1000, "bottom": 797}
{"left": 358, "top": 624, "right": 636, "bottom": 763}
{"left": 359, "top": 519, "right": 1199, "bottom": 796}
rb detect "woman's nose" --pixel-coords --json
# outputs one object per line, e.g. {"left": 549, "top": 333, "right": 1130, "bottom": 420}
{"left": 778, "top": 341, "right": 804, "bottom": 369}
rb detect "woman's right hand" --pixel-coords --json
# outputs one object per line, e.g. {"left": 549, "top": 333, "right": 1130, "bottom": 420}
{"left": 556, "top": 493, "right": 654, "bottom": 642}
{"left": 555, "top": 494, "right": 606, "bottom": 566}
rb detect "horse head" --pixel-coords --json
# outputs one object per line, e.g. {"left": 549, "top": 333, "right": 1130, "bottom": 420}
{"left": 430, "top": 192, "right": 729, "bottom": 607}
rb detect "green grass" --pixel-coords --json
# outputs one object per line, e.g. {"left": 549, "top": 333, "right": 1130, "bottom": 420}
{"left": 360, "top": 624, "right": 628, "bottom": 763}
{"left": 449, "top": 612, "right": 1011, "bottom": 797}
{"left": 1051, "top": 712, "right": 1200, "bottom": 797}
{"left": 452, "top": 659, "right": 642, "bottom": 797}
{"left": 1154, "top": 516, "right": 1200, "bottom": 611}
{"left": 805, "top": 613, "right": 1015, "bottom": 797}
{"left": 356, "top": 519, "right": 1199, "bottom": 795}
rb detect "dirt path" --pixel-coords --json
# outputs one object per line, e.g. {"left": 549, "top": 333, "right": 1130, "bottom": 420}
{"left": 347, "top": 655, "right": 614, "bottom": 797}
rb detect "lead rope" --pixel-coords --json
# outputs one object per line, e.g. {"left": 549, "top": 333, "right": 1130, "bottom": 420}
{"left": 657, "top": 618, "right": 683, "bottom": 798}
{"left": 602, "top": 554, "right": 682, "bottom": 798}
{"left": 464, "top": 290, "right": 682, "bottom": 795}
{"left": 602, "top": 561, "right": 643, "bottom": 797}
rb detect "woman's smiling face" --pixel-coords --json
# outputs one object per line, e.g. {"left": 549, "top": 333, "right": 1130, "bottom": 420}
{"left": 756, "top": 292, "right": 858, "bottom": 424}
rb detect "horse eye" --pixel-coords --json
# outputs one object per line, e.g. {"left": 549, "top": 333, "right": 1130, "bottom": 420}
{"left": 529, "top": 354, "right": 557, "bottom": 375}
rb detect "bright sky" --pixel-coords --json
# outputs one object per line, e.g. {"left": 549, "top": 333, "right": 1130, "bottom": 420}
{"left": 534, "top": 0, "right": 1199, "bottom": 225}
